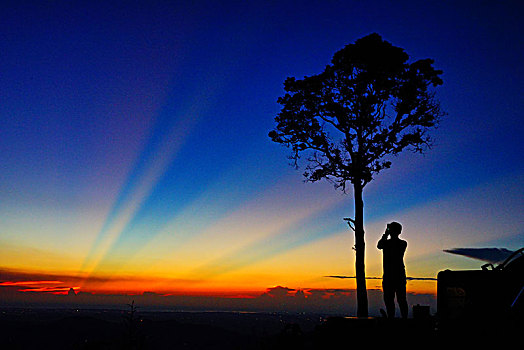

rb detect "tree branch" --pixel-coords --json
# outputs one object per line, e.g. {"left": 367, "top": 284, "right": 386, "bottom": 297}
{"left": 344, "top": 217, "right": 356, "bottom": 232}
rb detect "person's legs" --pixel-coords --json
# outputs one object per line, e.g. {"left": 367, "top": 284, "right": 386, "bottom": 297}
{"left": 396, "top": 280, "right": 408, "bottom": 319}
{"left": 383, "top": 280, "right": 396, "bottom": 318}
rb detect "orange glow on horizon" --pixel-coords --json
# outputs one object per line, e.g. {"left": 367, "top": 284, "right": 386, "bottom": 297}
{"left": 1, "top": 278, "right": 437, "bottom": 297}
{"left": 0, "top": 268, "right": 438, "bottom": 297}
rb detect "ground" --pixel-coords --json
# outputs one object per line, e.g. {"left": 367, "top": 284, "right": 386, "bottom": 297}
{"left": 0, "top": 308, "right": 519, "bottom": 349}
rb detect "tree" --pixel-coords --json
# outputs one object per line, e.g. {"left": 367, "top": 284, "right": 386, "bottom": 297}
{"left": 268, "top": 33, "right": 444, "bottom": 317}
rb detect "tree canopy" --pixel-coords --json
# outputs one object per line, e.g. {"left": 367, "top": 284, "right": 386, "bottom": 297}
{"left": 269, "top": 33, "right": 444, "bottom": 192}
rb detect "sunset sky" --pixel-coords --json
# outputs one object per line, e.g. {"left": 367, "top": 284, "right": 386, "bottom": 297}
{"left": 1, "top": 1, "right": 522, "bottom": 311}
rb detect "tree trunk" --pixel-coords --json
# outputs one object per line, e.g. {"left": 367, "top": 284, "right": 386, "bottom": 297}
{"left": 354, "top": 182, "right": 368, "bottom": 317}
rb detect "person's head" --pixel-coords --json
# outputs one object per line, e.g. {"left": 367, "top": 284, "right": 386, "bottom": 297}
{"left": 387, "top": 222, "right": 402, "bottom": 237}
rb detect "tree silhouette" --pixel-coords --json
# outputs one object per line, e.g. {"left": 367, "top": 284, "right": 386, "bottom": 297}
{"left": 269, "top": 33, "right": 444, "bottom": 317}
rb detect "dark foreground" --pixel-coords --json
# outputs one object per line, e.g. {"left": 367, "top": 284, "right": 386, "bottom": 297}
{"left": 0, "top": 308, "right": 520, "bottom": 349}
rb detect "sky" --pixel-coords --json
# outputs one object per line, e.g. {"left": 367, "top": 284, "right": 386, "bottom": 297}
{"left": 0, "top": 1, "right": 523, "bottom": 314}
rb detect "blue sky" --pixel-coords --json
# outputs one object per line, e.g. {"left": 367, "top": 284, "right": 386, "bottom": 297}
{"left": 0, "top": 1, "right": 522, "bottom": 297}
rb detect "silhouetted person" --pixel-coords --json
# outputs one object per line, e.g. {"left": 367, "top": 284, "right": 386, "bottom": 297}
{"left": 377, "top": 222, "right": 408, "bottom": 319}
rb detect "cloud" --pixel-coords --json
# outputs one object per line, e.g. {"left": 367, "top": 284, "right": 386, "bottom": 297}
{"left": 0, "top": 267, "right": 199, "bottom": 294}
{"left": 262, "top": 286, "right": 296, "bottom": 298}
{"left": 0, "top": 281, "right": 63, "bottom": 286}
{"left": 443, "top": 248, "right": 514, "bottom": 264}
{"left": 0, "top": 268, "right": 75, "bottom": 285}
{"left": 324, "top": 275, "right": 381, "bottom": 280}
{"left": 324, "top": 275, "right": 437, "bottom": 281}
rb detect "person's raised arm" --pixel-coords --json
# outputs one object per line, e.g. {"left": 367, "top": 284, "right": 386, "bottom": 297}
{"left": 377, "top": 230, "right": 389, "bottom": 249}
